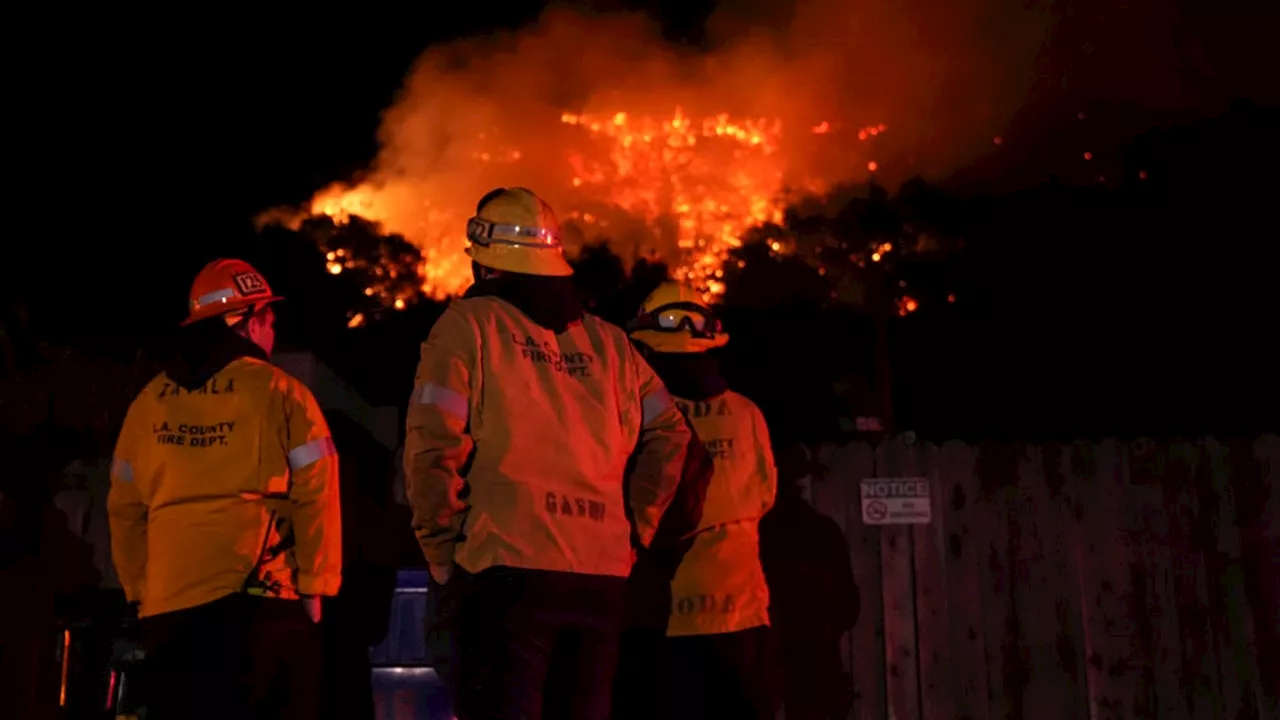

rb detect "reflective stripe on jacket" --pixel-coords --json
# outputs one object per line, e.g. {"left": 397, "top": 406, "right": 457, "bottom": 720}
{"left": 667, "top": 390, "right": 777, "bottom": 636}
{"left": 404, "top": 296, "right": 691, "bottom": 578}
{"left": 108, "top": 357, "right": 342, "bottom": 618}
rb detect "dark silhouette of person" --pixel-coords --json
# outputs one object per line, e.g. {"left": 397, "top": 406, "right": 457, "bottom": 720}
{"left": 320, "top": 413, "right": 400, "bottom": 720}
{"left": 0, "top": 432, "right": 103, "bottom": 720}
{"left": 758, "top": 443, "right": 859, "bottom": 720}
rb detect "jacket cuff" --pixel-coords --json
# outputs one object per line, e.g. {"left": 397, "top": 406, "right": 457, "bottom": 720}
{"left": 298, "top": 573, "right": 342, "bottom": 597}
{"left": 123, "top": 582, "right": 145, "bottom": 605}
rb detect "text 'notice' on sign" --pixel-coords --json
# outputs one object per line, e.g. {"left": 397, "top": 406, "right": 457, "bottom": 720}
{"left": 859, "top": 477, "right": 932, "bottom": 525}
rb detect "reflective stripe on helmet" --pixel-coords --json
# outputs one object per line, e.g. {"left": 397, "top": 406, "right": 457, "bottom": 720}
{"left": 467, "top": 217, "right": 561, "bottom": 249}
{"left": 192, "top": 287, "right": 237, "bottom": 310}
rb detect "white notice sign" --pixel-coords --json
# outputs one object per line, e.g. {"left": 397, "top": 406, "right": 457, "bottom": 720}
{"left": 859, "top": 477, "right": 932, "bottom": 525}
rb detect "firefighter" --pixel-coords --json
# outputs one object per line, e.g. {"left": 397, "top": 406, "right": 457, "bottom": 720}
{"left": 404, "top": 187, "right": 692, "bottom": 720}
{"left": 627, "top": 282, "right": 779, "bottom": 720}
{"left": 108, "top": 259, "right": 342, "bottom": 720}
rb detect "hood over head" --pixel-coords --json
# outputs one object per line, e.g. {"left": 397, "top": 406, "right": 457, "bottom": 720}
{"left": 464, "top": 270, "right": 584, "bottom": 334}
{"left": 156, "top": 319, "right": 268, "bottom": 390}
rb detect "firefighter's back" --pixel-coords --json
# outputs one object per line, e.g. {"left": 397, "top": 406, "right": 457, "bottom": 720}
{"left": 115, "top": 356, "right": 308, "bottom": 617}
{"left": 668, "top": 389, "right": 775, "bottom": 637}
{"left": 443, "top": 296, "right": 647, "bottom": 578}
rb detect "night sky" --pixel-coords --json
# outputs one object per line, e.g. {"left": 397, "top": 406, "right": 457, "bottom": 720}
{"left": 10, "top": 1, "right": 1280, "bottom": 437}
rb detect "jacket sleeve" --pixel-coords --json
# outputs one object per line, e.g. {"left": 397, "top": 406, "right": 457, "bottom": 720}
{"left": 107, "top": 400, "right": 148, "bottom": 604}
{"left": 403, "top": 305, "right": 476, "bottom": 567}
{"left": 284, "top": 381, "right": 343, "bottom": 597}
{"left": 625, "top": 348, "right": 692, "bottom": 549}
{"left": 752, "top": 404, "right": 778, "bottom": 515}
{"left": 646, "top": 414, "right": 713, "bottom": 569}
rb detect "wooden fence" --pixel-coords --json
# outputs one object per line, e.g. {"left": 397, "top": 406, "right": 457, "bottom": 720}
{"left": 808, "top": 435, "right": 1279, "bottom": 720}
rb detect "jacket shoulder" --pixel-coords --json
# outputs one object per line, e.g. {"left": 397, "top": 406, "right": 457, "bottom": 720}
{"left": 446, "top": 296, "right": 501, "bottom": 318}
{"left": 723, "top": 389, "right": 763, "bottom": 415}
{"left": 246, "top": 357, "right": 316, "bottom": 401}
{"left": 582, "top": 312, "right": 632, "bottom": 345}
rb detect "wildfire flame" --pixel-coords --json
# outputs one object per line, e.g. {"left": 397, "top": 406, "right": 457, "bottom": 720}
{"left": 263, "top": 108, "right": 880, "bottom": 305}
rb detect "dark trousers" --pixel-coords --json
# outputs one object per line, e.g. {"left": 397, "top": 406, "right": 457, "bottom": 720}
{"left": 451, "top": 566, "right": 626, "bottom": 720}
{"left": 666, "top": 626, "right": 775, "bottom": 720}
{"left": 139, "top": 593, "right": 322, "bottom": 720}
{"left": 610, "top": 627, "right": 669, "bottom": 720}
{"left": 773, "top": 637, "right": 852, "bottom": 720}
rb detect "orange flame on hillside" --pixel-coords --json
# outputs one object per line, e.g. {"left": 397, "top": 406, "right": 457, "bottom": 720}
{"left": 254, "top": 2, "right": 1050, "bottom": 310}
{"left": 264, "top": 110, "right": 885, "bottom": 303}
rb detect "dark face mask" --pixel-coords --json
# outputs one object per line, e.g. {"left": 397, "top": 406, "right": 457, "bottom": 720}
{"left": 642, "top": 351, "right": 727, "bottom": 401}
{"left": 465, "top": 266, "right": 584, "bottom": 334}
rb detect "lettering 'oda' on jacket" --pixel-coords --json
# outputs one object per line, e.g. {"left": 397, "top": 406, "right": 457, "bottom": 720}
{"left": 668, "top": 391, "right": 777, "bottom": 637}
{"left": 404, "top": 296, "right": 691, "bottom": 578}
{"left": 108, "top": 358, "right": 343, "bottom": 618}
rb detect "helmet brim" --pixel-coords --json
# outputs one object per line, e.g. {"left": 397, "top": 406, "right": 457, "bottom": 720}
{"left": 466, "top": 245, "right": 573, "bottom": 277}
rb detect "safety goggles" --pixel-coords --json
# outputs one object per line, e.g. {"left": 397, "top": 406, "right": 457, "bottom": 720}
{"left": 628, "top": 302, "right": 723, "bottom": 338}
{"left": 466, "top": 216, "right": 562, "bottom": 249}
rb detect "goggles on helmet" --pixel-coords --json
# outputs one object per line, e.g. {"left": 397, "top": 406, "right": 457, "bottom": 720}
{"left": 466, "top": 217, "right": 562, "bottom": 249}
{"left": 628, "top": 302, "right": 723, "bottom": 339}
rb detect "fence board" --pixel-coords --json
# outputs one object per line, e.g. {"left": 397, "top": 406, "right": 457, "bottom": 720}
{"left": 1013, "top": 445, "right": 1087, "bottom": 720}
{"left": 1161, "top": 442, "right": 1224, "bottom": 720}
{"left": 1206, "top": 439, "right": 1265, "bottom": 719}
{"left": 1124, "top": 439, "right": 1184, "bottom": 720}
{"left": 877, "top": 438, "right": 921, "bottom": 720}
{"left": 1065, "top": 440, "right": 1142, "bottom": 718}
{"left": 937, "top": 440, "right": 990, "bottom": 720}
{"left": 1045, "top": 443, "right": 1093, "bottom": 720}
{"left": 1247, "top": 435, "right": 1279, "bottom": 717}
{"left": 973, "top": 442, "right": 1019, "bottom": 720}
{"left": 910, "top": 443, "right": 953, "bottom": 720}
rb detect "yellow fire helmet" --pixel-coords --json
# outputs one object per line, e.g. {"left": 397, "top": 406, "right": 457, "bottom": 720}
{"left": 465, "top": 187, "right": 573, "bottom": 277}
{"left": 627, "top": 281, "right": 729, "bottom": 353}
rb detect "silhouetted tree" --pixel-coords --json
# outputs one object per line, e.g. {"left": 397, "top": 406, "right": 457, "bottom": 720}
{"left": 297, "top": 215, "right": 426, "bottom": 322}
{"left": 718, "top": 177, "right": 966, "bottom": 437}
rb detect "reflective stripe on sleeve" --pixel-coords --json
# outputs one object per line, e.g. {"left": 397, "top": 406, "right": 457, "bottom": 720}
{"left": 112, "top": 457, "right": 134, "bottom": 482}
{"left": 641, "top": 388, "right": 673, "bottom": 425}
{"left": 417, "top": 383, "right": 469, "bottom": 421}
{"left": 288, "top": 436, "right": 337, "bottom": 471}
